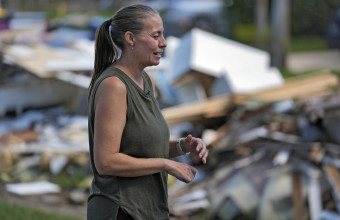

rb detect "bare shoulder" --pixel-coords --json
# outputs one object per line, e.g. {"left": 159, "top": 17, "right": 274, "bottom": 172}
{"left": 94, "top": 76, "right": 127, "bottom": 109}
{"left": 98, "top": 76, "right": 126, "bottom": 94}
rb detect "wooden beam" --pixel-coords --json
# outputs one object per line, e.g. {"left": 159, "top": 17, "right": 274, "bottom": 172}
{"left": 4, "top": 43, "right": 65, "bottom": 78}
{"left": 234, "top": 70, "right": 338, "bottom": 104}
{"left": 292, "top": 171, "right": 304, "bottom": 220}
{"left": 162, "top": 95, "right": 234, "bottom": 126}
{"left": 324, "top": 165, "right": 340, "bottom": 212}
{"left": 162, "top": 70, "right": 338, "bottom": 126}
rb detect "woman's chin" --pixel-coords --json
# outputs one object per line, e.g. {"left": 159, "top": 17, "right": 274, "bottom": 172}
{"left": 150, "top": 61, "right": 160, "bottom": 66}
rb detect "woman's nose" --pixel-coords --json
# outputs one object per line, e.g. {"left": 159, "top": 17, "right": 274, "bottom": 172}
{"left": 160, "top": 36, "right": 167, "bottom": 48}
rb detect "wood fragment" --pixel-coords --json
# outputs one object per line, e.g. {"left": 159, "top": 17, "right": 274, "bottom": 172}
{"left": 162, "top": 70, "right": 338, "bottom": 126}
{"left": 324, "top": 165, "right": 340, "bottom": 212}
{"left": 234, "top": 70, "right": 338, "bottom": 104}
{"left": 162, "top": 95, "right": 234, "bottom": 126}
{"left": 292, "top": 171, "right": 303, "bottom": 220}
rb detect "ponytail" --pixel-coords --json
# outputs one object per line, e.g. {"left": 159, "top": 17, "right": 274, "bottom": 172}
{"left": 88, "top": 19, "right": 117, "bottom": 103}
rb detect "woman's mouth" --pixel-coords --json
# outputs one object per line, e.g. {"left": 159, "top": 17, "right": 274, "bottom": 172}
{"left": 153, "top": 52, "right": 162, "bottom": 57}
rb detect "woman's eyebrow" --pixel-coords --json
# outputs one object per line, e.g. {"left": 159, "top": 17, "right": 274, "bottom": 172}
{"left": 145, "top": 31, "right": 160, "bottom": 36}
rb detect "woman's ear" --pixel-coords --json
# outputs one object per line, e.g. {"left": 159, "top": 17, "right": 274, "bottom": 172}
{"left": 124, "top": 31, "right": 135, "bottom": 47}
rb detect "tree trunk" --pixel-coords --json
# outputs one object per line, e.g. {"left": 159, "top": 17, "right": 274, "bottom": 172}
{"left": 270, "top": 0, "right": 291, "bottom": 68}
{"left": 255, "top": 0, "right": 269, "bottom": 50}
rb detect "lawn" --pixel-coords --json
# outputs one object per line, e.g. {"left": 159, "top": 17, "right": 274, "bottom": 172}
{"left": 0, "top": 201, "right": 84, "bottom": 220}
{"left": 289, "top": 35, "right": 328, "bottom": 52}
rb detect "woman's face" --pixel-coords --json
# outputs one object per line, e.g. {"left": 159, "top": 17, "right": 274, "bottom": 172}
{"left": 134, "top": 14, "right": 167, "bottom": 67}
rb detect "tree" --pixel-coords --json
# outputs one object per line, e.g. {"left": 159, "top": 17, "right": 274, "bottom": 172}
{"left": 255, "top": 0, "right": 269, "bottom": 49}
{"left": 270, "top": 0, "right": 290, "bottom": 67}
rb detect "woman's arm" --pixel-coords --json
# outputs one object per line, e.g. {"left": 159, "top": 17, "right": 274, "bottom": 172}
{"left": 93, "top": 76, "right": 196, "bottom": 183}
{"left": 145, "top": 72, "right": 209, "bottom": 164}
{"left": 169, "top": 135, "right": 209, "bottom": 164}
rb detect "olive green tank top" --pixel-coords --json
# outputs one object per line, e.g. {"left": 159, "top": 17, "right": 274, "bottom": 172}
{"left": 88, "top": 66, "right": 170, "bottom": 220}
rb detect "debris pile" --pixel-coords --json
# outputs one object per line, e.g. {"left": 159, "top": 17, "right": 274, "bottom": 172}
{"left": 0, "top": 108, "right": 91, "bottom": 205}
{"left": 1, "top": 12, "right": 340, "bottom": 219}
{"left": 165, "top": 70, "right": 340, "bottom": 220}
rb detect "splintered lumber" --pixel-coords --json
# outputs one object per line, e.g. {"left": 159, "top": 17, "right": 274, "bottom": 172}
{"left": 292, "top": 172, "right": 304, "bottom": 220}
{"left": 207, "top": 121, "right": 231, "bottom": 149}
{"left": 234, "top": 70, "right": 339, "bottom": 104}
{"left": 162, "top": 70, "right": 338, "bottom": 126}
{"left": 162, "top": 95, "right": 233, "bottom": 126}
{"left": 4, "top": 43, "right": 66, "bottom": 78}
{"left": 0, "top": 23, "right": 45, "bottom": 42}
{"left": 324, "top": 165, "right": 340, "bottom": 209}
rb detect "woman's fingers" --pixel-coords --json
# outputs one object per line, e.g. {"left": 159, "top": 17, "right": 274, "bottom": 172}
{"left": 184, "top": 135, "right": 193, "bottom": 149}
{"left": 182, "top": 165, "right": 196, "bottom": 183}
{"left": 166, "top": 160, "right": 197, "bottom": 183}
{"left": 190, "top": 166, "right": 197, "bottom": 177}
{"left": 196, "top": 141, "right": 204, "bottom": 155}
{"left": 202, "top": 150, "right": 209, "bottom": 164}
{"left": 183, "top": 134, "right": 209, "bottom": 163}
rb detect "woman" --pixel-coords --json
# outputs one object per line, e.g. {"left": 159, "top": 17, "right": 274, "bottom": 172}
{"left": 87, "top": 4, "right": 208, "bottom": 220}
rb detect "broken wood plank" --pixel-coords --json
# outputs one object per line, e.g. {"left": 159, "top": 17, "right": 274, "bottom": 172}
{"left": 234, "top": 70, "right": 339, "bottom": 104}
{"left": 0, "top": 23, "right": 45, "bottom": 42}
{"left": 323, "top": 165, "right": 340, "bottom": 213}
{"left": 292, "top": 171, "right": 303, "bottom": 220}
{"left": 162, "top": 70, "right": 338, "bottom": 126}
{"left": 0, "top": 130, "right": 39, "bottom": 143}
{"left": 162, "top": 95, "right": 234, "bottom": 126}
{"left": 4, "top": 43, "right": 66, "bottom": 78}
{"left": 207, "top": 121, "right": 231, "bottom": 149}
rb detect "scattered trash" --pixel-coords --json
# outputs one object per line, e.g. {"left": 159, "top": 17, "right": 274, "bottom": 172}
{"left": 5, "top": 181, "right": 61, "bottom": 195}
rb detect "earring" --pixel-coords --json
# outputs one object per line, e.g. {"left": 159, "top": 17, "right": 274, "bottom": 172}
{"left": 131, "top": 45, "right": 133, "bottom": 50}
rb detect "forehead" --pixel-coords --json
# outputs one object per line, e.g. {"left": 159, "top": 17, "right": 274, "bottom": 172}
{"left": 142, "top": 14, "right": 164, "bottom": 32}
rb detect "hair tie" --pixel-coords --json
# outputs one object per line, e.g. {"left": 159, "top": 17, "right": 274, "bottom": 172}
{"left": 108, "top": 25, "right": 122, "bottom": 62}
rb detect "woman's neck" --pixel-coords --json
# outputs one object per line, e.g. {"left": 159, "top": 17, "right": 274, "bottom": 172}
{"left": 113, "top": 57, "right": 145, "bottom": 89}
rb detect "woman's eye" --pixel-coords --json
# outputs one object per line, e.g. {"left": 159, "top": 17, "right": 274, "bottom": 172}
{"left": 153, "top": 35, "right": 159, "bottom": 39}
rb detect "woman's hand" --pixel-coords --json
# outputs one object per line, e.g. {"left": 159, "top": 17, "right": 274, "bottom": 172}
{"left": 183, "top": 134, "right": 209, "bottom": 164}
{"left": 164, "top": 159, "right": 197, "bottom": 183}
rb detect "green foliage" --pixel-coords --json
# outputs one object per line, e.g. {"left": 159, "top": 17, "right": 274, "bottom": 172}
{"left": 232, "top": 23, "right": 271, "bottom": 47}
{"left": 232, "top": 23, "right": 257, "bottom": 45}
{"left": 228, "top": 0, "right": 255, "bottom": 24}
{"left": 0, "top": 201, "right": 83, "bottom": 220}
{"left": 291, "top": 0, "right": 340, "bottom": 36}
{"left": 228, "top": 0, "right": 340, "bottom": 39}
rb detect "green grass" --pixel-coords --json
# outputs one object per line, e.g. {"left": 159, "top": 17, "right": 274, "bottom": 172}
{"left": 279, "top": 68, "right": 320, "bottom": 79}
{"left": 289, "top": 36, "right": 328, "bottom": 52}
{"left": 279, "top": 68, "right": 340, "bottom": 80}
{"left": 279, "top": 69, "right": 340, "bottom": 94}
{"left": 332, "top": 70, "right": 340, "bottom": 78}
{"left": 0, "top": 201, "right": 84, "bottom": 220}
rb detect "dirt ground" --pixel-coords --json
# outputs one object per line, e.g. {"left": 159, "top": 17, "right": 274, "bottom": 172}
{"left": 0, "top": 184, "right": 87, "bottom": 219}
